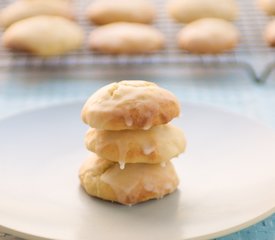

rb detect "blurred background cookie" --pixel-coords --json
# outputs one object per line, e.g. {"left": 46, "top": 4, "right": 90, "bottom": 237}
{"left": 167, "top": 0, "right": 239, "bottom": 23}
{"left": 85, "top": 124, "right": 186, "bottom": 164}
{"left": 86, "top": 0, "right": 156, "bottom": 25}
{"left": 79, "top": 153, "right": 179, "bottom": 205}
{"left": 81, "top": 80, "right": 179, "bottom": 130}
{"left": 178, "top": 18, "right": 240, "bottom": 54}
{"left": 2, "top": 15, "right": 84, "bottom": 57}
{"left": 0, "top": 0, "right": 74, "bottom": 29}
{"left": 88, "top": 22, "right": 165, "bottom": 54}
{"left": 257, "top": 0, "right": 275, "bottom": 15}
{"left": 264, "top": 19, "right": 275, "bottom": 46}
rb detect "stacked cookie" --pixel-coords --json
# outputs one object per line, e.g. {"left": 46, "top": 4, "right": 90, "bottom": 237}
{"left": 79, "top": 80, "right": 186, "bottom": 205}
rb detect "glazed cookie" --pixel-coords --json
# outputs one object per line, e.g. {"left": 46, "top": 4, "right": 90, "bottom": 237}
{"left": 258, "top": 0, "right": 275, "bottom": 15}
{"left": 79, "top": 154, "right": 179, "bottom": 205}
{"left": 85, "top": 124, "right": 186, "bottom": 167}
{"left": 264, "top": 20, "right": 275, "bottom": 46}
{"left": 81, "top": 80, "right": 180, "bottom": 130}
{"left": 0, "top": 0, "right": 74, "bottom": 28}
{"left": 2, "top": 15, "right": 84, "bottom": 57}
{"left": 86, "top": 0, "right": 155, "bottom": 25}
{"left": 167, "top": 0, "right": 238, "bottom": 23}
{"left": 88, "top": 22, "right": 165, "bottom": 54}
{"left": 178, "top": 18, "right": 240, "bottom": 54}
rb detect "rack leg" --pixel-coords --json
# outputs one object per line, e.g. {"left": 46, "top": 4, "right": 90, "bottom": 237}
{"left": 238, "top": 62, "right": 262, "bottom": 83}
{"left": 260, "top": 62, "right": 275, "bottom": 83}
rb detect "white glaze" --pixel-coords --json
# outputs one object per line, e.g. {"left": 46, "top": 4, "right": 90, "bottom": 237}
{"left": 143, "top": 123, "right": 152, "bottom": 130}
{"left": 164, "top": 183, "right": 173, "bottom": 191}
{"left": 124, "top": 115, "right": 133, "bottom": 127}
{"left": 144, "top": 183, "right": 155, "bottom": 192}
{"left": 161, "top": 161, "right": 167, "bottom": 167}
{"left": 119, "top": 161, "right": 125, "bottom": 170}
{"left": 143, "top": 145, "right": 155, "bottom": 155}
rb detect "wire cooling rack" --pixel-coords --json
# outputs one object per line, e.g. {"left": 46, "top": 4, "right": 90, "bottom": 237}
{"left": 0, "top": 0, "right": 275, "bottom": 82}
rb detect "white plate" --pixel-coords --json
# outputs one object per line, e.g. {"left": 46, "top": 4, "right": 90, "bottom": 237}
{"left": 0, "top": 103, "right": 274, "bottom": 240}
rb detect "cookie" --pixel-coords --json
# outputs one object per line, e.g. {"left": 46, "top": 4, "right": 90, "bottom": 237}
{"left": 167, "top": 0, "right": 238, "bottom": 23}
{"left": 88, "top": 22, "right": 165, "bottom": 54}
{"left": 258, "top": 0, "right": 275, "bottom": 15}
{"left": 2, "top": 15, "right": 84, "bottom": 57}
{"left": 86, "top": 0, "right": 155, "bottom": 25}
{"left": 79, "top": 154, "right": 179, "bottom": 205}
{"left": 178, "top": 18, "right": 240, "bottom": 54}
{"left": 0, "top": 0, "right": 74, "bottom": 28}
{"left": 85, "top": 124, "right": 186, "bottom": 167}
{"left": 264, "top": 20, "right": 275, "bottom": 46}
{"left": 81, "top": 80, "right": 180, "bottom": 130}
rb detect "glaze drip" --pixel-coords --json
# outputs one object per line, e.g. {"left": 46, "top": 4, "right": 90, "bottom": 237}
{"left": 124, "top": 114, "right": 133, "bottom": 127}
{"left": 143, "top": 145, "right": 155, "bottom": 155}
{"left": 119, "top": 161, "right": 126, "bottom": 170}
{"left": 160, "top": 161, "right": 167, "bottom": 167}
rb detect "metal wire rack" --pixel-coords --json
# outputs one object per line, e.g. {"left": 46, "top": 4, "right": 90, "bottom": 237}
{"left": 0, "top": 0, "right": 275, "bottom": 82}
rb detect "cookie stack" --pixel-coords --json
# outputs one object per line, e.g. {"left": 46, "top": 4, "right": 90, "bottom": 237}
{"left": 79, "top": 80, "right": 186, "bottom": 205}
